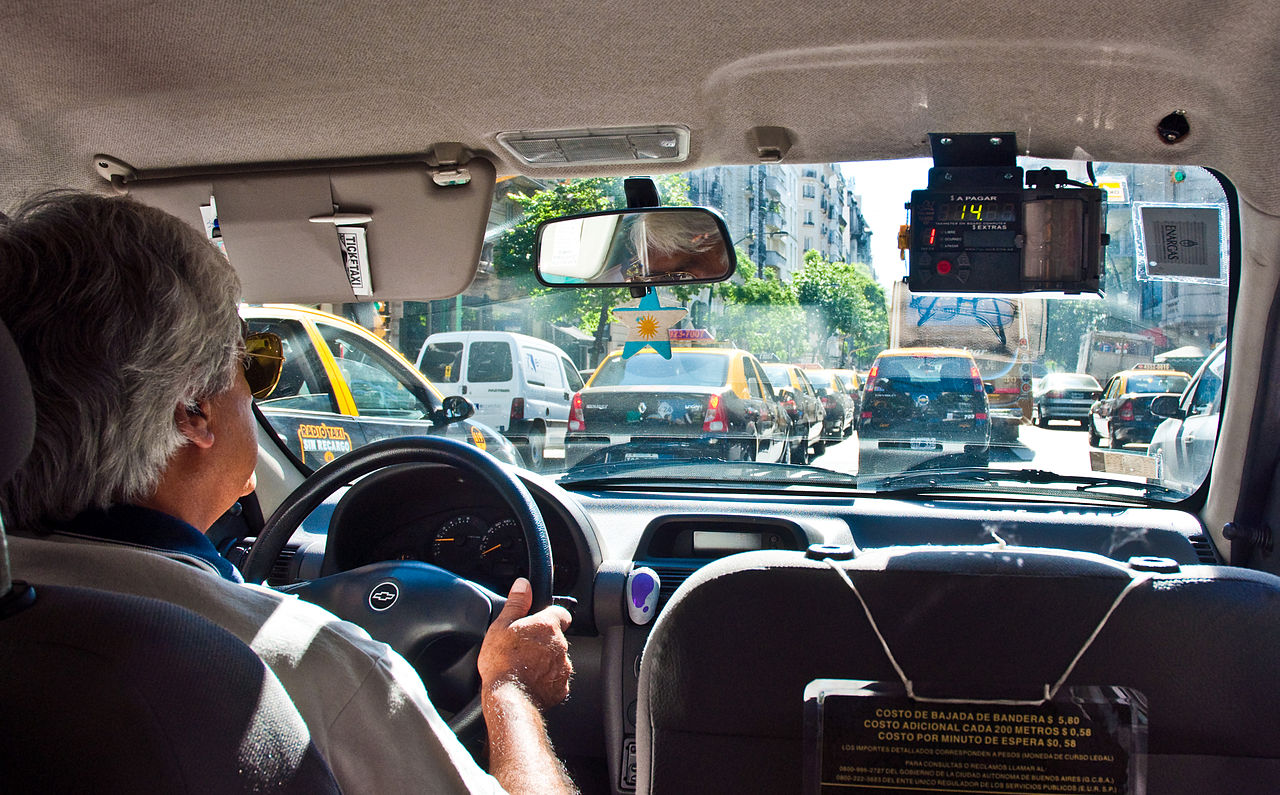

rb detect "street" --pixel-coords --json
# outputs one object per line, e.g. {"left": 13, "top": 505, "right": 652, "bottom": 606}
{"left": 812, "top": 419, "right": 1146, "bottom": 479}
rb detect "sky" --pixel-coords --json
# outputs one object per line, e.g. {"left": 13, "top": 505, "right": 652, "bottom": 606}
{"left": 842, "top": 157, "right": 932, "bottom": 294}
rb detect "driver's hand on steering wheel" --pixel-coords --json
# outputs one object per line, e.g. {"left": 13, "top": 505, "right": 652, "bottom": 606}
{"left": 478, "top": 578, "right": 574, "bottom": 709}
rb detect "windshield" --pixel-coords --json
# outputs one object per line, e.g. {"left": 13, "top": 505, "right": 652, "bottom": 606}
{"left": 252, "top": 158, "right": 1231, "bottom": 501}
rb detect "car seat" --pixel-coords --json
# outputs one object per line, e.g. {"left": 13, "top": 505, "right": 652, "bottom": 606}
{"left": 638, "top": 546, "right": 1280, "bottom": 794}
{"left": 0, "top": 318, "right": 339, "bottom": 793}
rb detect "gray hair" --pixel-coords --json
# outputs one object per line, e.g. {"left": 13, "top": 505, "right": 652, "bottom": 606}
{"left": 632, "top": 210, "right": 722, "bottom": 258}
{"left": 0, "top": 190, "right": 243, "bottom": 530}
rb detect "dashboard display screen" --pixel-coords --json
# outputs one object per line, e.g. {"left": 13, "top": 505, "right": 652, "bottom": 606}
{"left": 693, "top": 530, "right": 761, "bottom": 553}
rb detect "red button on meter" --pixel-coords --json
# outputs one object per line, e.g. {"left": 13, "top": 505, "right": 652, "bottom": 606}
{"left": 936, "top": 260, "right": 953, "bottom": 275}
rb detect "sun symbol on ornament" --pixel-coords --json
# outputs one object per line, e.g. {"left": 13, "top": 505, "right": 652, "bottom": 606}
{"left": 636, "top": 315, "right": 659, "bottom": 339}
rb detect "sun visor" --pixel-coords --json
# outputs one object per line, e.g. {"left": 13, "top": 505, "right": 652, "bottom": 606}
{"left": 125, "top": 156, "right": 496, "bottom": 302}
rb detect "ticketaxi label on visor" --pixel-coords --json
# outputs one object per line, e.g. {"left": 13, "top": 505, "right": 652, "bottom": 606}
{"left": 803, "top": 680, "right": 1147, "bottom": 794}
{"left": 337, "top": 225, "right": 373, "bottom": 296}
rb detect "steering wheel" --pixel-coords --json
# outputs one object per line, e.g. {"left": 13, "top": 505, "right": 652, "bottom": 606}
{"left": 241, "top": 435, "right": 553, "bottom": 737}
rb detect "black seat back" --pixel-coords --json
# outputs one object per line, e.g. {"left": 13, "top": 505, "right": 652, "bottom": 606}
{"left": 638, "top": 548, "right": 1280, "bottom": 794}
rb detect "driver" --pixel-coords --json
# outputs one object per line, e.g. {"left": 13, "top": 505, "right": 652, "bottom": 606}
{"left": 0, "top": 191, "right": 577, "bottom": 794}
{"left": 625, "top": 210, "right": 729, "bottom": 283}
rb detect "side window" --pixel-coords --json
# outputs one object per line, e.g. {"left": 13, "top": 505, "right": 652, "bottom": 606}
{"left": 798, "top": 370, "right": 816, "bottom": 398}
{"left": 318, "top": 324, "right": 431, "bottom": 419}
{"left": 419, "top": 341, "right": 463, "bottom": 383}
{"left": 561, "top": 357, "right": 585, "bottom": 392}
{"left": 468, "top": 341, "right": 513, "bottom": 383}
{"left": 744, "top": 359, "right": 763, "bottom": 399}
{"left": 245, "top": 318, "right": 338, "bottom": 413}
{"left": 1189, "top": 353, "right": 1225, "bottom": 416}
{"left": 1103, "top": 378, "right": 1119, "bottom": 399}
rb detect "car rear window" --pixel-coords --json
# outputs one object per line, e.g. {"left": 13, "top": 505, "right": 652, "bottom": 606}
{"left": 419, "top": 341, "right": 463, "bottom": 382}
{"left": 874, "top": 356, "right": 976, "bottom": 395}
{"left": 1050, "top": 374, "right": 1102, "bottom": 390}
{"left": 1129, "top": 375, "right": 1189, "bottom": 393}
{"left": 468, "top": 341, "right": 513, "bottom": 382}
{"left": 591, "top": 352, "right": 730, "bottom": 387}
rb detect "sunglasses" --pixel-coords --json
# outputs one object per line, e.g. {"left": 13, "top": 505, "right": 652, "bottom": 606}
{"left": 240, "top": 320, "right": 285, "bottom": 399}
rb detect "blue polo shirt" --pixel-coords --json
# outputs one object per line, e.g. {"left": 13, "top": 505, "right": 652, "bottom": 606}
{"left": 52, "top": 504, "right": 244, "bottom": 584}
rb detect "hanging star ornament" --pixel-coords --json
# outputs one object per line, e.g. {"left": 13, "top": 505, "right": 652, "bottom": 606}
{"left": 613, "top": 291, "right": 688, "bottom": 359}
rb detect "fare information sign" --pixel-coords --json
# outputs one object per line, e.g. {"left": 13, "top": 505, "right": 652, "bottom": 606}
{"left": 804, "top": 680, "right": 1147, "bottom": 794}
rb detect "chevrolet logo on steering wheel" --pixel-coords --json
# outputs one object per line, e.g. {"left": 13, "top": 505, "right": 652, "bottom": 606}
{"left": 368, "top": 581, "right": 400, "bottom": 612}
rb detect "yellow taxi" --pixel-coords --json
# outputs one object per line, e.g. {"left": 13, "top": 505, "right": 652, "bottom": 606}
{"left": 241, "top": 305, "right": 520, "bottom": 468}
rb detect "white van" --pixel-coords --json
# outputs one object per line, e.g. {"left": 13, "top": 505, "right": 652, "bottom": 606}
{"left": 414, "top": 331, "right": 584, "bottom": 469}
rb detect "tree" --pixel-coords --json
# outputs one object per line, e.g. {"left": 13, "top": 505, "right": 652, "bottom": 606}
{"left": 1043, "top": 299, "right": 1107, "bottom": 371}
{"left": 707, "top": 261, "right": 808, "bottom": 360}
{"left": 791, "top": 250, "right": 888, "bottom": 366}
{"left": 490, "top": 176, "right": 697, "bottom": 359}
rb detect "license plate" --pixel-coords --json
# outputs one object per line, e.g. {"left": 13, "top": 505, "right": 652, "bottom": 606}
{"left": 910, "top": 437, "right": 937, "bottom": 450}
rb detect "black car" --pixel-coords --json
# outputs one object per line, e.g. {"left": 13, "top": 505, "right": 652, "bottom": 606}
{"left": 858, "top": 347, "right": 992, "bottom": 475}
{"left": 564, "top": 347, "right": 789, "bottom": 469}
{"left": 1088, "top": 366, "right": 1191, "bottom": 448}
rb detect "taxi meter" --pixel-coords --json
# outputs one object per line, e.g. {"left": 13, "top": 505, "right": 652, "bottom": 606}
{"left": 907, "top": 132, "right": 1108, "bottom": 294}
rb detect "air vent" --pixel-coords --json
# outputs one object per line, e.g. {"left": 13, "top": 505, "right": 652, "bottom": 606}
{"left": 1189, "top": 535, "right": 1220, "bottom": 564}
{"left": 268, "top": 544, "right": 300, "bottom": 586}
{"left": 645, "top": 562, "right": 702, "bottom": 599}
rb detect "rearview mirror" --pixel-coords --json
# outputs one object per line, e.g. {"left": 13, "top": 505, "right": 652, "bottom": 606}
{"left": 535, "top": 207, "right": 735, "bottom": 287}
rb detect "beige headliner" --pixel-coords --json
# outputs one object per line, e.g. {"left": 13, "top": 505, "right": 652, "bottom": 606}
{"left": 3, "top": 0, "right": 1279, "bottom": 212}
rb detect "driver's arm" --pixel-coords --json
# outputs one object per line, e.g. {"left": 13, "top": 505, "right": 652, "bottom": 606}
{"left": 477, "top": 578, "right": 578, "bottom": 795}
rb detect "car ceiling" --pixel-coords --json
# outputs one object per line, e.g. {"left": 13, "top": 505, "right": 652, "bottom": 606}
{"left": 4, "top": 0, "right": 1280, "bottom": 213}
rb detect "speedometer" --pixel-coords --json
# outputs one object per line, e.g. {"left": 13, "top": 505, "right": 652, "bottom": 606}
{"left": 433, "top": 515, "right": 486, "bottom": 575}
{"left": 480, "top": 518, "right": 527, "bottom": 583}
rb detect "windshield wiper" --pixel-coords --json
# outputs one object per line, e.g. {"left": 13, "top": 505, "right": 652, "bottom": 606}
{"left": 558, "top": 458, "right": 860, "bottom": 489}
{"left": 864, "top": 467, "right": 1184, "bottom": 501}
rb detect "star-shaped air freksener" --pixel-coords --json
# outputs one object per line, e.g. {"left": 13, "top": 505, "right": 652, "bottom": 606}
{"left": 613, "top": 291, "right": 688, "bottom": 359}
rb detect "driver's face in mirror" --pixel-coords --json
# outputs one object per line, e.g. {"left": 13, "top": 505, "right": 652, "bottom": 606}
{"left": 624, "top": 212, "right": 731, "bottom": 283}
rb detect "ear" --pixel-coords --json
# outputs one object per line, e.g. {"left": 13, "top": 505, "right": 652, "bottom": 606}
{"left": 174, "top": 401, "right": 215, "bottom": 449}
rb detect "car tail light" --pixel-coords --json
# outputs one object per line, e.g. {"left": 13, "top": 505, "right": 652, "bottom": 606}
{"left": 1050, "top": 390, "right": 1065, "bottom": 398}
{"left": 509, "top": 397, "right": 525, "bottom": 426}
{"left": 866, "top": 364, "right": 879, "bottom": 390}
{"left": 820, "top": 395, "right": 834, "bottom": 408}
{"left": 780, "top": 396, "right": 797, "bottom": 415}
{"left": 860, "top": 410, "right": 872, "bottom": 420}
{"left": 703, "top": 394, "right": 728, "bottom": 432}
{"left": 1117, "top": 399, "right": 1134, "bottom": 421}
{"left": 970, "top": 363, "right": 984, "bottom": 393}
{"left": 975, "top": 412, "right": 988, "bottom": 421}
{"left": 568, "top": 392, "right": 585, "bottom": 431}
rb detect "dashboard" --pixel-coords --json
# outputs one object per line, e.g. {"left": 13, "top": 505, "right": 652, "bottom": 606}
{"left": 269, "top": 466, "right": 1217, "bottom": 795}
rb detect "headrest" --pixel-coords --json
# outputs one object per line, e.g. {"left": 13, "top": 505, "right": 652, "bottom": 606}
{"left": 0, "top": 318, "right": 34, "bottom": 486}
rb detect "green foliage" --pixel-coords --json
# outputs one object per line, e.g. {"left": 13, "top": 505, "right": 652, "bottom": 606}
{"left": 711, "top": 303, "right": 810, "bottom": 362}
{"left": 791, "top": 250, "right": 889, "bottom": 366}
{"left": 1044, "top": 299, "right": 1107, "bottom": 370}
{"left": 491, "top": 178, "right": 618, "bottom": 280}
{"left": 490, "top": 176, "right": 696, "bottom": 335}
{"left": 715, "top": 265, "right": 796, "bottom": 307}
